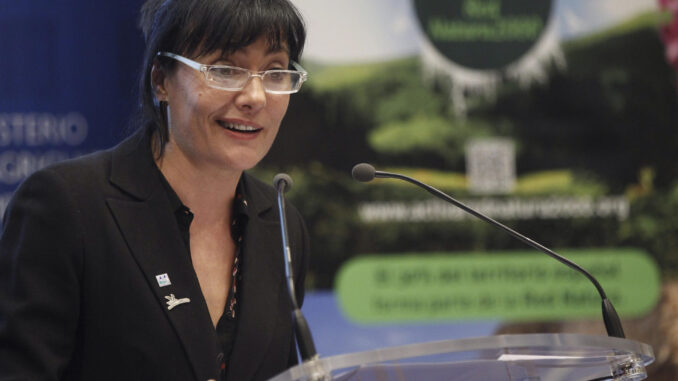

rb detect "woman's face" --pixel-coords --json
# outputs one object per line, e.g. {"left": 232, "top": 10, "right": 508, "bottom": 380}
{"left": 156, "top": 36, "right": 291, "bottom": 174}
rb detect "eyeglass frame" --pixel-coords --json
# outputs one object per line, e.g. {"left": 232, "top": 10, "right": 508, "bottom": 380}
{"left": 157, "top": 51, "right": 308, "bottom": 94}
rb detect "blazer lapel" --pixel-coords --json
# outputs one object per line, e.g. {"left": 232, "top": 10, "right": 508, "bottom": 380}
{"left": 227, "top": 176, "right": 288, "bottom": 380}
{"left": 106, "top": 129, "right": 220, "bottom": 381}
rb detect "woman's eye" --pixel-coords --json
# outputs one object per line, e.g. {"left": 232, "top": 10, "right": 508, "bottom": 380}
{"left": 214, "top": 67, "right": 241, "bottom": 77}
{"left": 267, "top": 71, "right": 287, "bottom": 82}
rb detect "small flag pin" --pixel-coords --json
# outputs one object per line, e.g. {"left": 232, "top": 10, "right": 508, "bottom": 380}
{"left": 156, "top": 273, "right": 171, "bottom": 287}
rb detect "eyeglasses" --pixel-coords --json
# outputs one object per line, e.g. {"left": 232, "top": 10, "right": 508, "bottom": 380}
{"left": 157, "top": 52, "right": 307, "bottom": 94}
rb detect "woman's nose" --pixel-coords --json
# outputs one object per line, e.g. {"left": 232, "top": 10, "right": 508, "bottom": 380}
{"left": 234, "top": 76, "right": 267, "bottom": 112}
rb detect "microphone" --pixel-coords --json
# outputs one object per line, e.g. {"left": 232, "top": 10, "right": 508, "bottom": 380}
{"left": 352, "top": 163, "right": 376, "bottom": 183}
{"left": 273, "top": 173, "right": 294, "bottom": 193}
{"left": 351, "top": 163, "right": 626, "bottom": 339}
{"left": 273, "top": 173, "right": 319, "bottom": 362}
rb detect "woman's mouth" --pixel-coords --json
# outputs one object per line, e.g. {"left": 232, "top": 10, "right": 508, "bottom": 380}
{"left": 217, "top": 121, "right": 263, "bottom": 134}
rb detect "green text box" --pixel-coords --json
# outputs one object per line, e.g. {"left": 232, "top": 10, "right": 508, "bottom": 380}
{"left": 335, "top": 248, "right": 660, "bottom": 323}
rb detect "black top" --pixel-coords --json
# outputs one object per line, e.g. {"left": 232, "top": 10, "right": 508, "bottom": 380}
{"left": 155, "top": 168, "right": 250, "bottom": 379}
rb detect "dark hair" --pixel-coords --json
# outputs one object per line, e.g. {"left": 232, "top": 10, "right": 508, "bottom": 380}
{"left": 137, "top": 0, "right": 306, "bottom": 155}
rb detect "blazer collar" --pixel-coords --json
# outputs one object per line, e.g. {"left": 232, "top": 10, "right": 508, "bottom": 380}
{"left": 109, "top": 126, "right": 160, "bottom": 201}
{"left": 107, "top": 127, "right": 220, "bottom": 381}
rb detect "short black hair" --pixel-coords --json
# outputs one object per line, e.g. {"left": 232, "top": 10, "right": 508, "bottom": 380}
{"left": 136, "top": 0, "right": 306, "bottom": 155}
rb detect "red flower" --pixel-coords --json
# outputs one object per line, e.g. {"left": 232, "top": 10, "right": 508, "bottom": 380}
{"left": 659, "top": 0, "right": 678, "bottom": 68}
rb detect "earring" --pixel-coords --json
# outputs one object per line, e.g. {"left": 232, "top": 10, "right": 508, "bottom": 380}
{"left": 158, "top": 100, "right": 169, "bottom": 118}
{"left": 160, "top": 101, "right": 171, "bottom": 126}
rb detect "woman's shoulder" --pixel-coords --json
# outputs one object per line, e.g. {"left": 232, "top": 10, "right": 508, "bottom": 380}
{"left": 242, "top": 172, "right": 275, "bottom": 196}
{"left": 241, "top": 172, "right": 307, "bottom": 228}
{"left": 21, "top": 128, "right": 148, "bottom": 192}
{"left": 27, "top": 148, "right": 114, "bottom": 189}
{"left": 241, "top": 172, "right": 296, "bottom": 212}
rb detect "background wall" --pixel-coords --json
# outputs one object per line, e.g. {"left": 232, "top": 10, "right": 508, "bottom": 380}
{"left": 1, "top": 0, "right": 677, "bottom": 378}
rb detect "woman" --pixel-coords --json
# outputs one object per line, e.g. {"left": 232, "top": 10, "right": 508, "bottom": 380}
{"left": 0, "top": 0, "right": 310, "bottom": 380}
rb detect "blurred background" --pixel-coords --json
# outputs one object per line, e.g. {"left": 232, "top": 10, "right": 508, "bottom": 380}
{"left": 1, "top": 0, "right": 677, "bottom": 378}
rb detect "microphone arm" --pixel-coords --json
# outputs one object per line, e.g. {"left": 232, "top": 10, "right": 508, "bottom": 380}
{"left": 273, "top": 174, "right": 319, "bottom": 361}
{"left": 352, "top": 163, "right": 625, "bottom": 338}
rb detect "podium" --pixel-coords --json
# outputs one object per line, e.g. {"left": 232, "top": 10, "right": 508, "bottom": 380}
{"left": 269, "top": 333, "right": 654, "bottom": 381}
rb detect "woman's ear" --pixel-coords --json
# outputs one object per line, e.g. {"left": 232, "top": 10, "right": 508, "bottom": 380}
{"left": 151, "top": 59, "right": 169, "bottom": 102}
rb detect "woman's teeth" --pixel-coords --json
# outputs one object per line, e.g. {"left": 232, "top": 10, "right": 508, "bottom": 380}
{"left": 219, "top": 121, "right": 259, "bottom": 133}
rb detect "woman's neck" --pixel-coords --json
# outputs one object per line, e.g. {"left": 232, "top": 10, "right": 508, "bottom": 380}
{"left": 155, "top": 147, "right": 241, "bottom": 225}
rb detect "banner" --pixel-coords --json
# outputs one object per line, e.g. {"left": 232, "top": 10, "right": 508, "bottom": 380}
{"left": 273, "top": 1, "right": 676, "bottom": 371}
{"left": 0, "top": 1, "right": 143, "bottom": 222}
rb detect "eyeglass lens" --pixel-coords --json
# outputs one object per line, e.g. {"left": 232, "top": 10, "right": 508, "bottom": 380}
{"left": 206, "top": 67, "right": 302, "bottom": 92}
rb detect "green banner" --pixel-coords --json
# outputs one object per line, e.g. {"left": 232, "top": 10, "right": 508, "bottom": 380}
{"left": 336, "top": 248, "right": 660, "bottom": 323}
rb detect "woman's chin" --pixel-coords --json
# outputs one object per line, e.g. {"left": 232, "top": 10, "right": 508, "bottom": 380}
{"left": 215, "top": 151, "right": 266, "bottom": 173}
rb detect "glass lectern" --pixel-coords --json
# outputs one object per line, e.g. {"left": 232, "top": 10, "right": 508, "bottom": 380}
{"left": 269, "top": 333, "right": 654, "bottom": 381}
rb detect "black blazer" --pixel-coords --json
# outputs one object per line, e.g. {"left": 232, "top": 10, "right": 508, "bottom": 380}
{"left": 0, "top": 127, "right": 310, "bottom": 381}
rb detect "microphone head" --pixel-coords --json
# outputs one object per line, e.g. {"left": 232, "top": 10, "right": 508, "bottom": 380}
{"left": 352, "top": 163, "right": 376, "bottom": 182}
{"left": 273, "top": 173, "right": 293, "bottom": 193}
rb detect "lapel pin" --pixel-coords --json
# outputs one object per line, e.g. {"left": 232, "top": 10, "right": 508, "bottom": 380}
{"left": 165, "top": 294, "right": 191, "bottom": 310}
{"left": 156, "top": 273, "right": 171, "bottom": 287}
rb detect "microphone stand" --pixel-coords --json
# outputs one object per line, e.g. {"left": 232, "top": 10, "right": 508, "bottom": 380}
{"left": 273, "top": 174, "right": 320, "bottom": 361}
